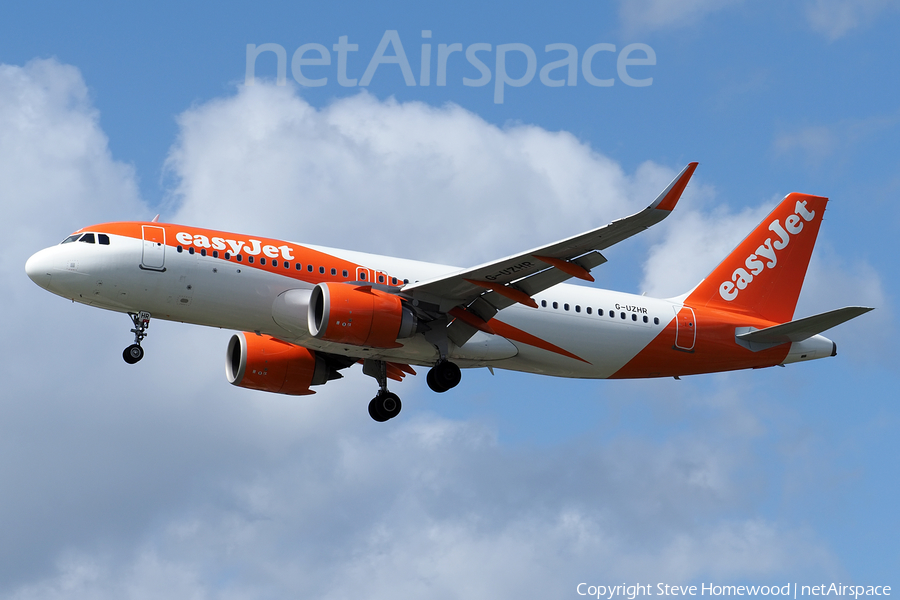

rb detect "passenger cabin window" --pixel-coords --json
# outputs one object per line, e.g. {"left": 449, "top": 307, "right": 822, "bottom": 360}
{"left": 259, "top": 257, "right": 266, "bottom": 265}
{"left": 586, "top": 307, "right": 592, "bottom": 314}
{"left": 332, "top": 268, "right": 337, "bottom": 276}
{"left": 575, "top": 305, "right": 581, "bottom": 313}
{"left": 98, "top": 234, "right": 110, "bottom": 245}
{"left": 552, "top": 301, "right": 558, "bottom": 309}
{"left": 343, "top": 270, "right": 349, "bottom": 277}
{"left": 541, "top": 300, "right": 547, "bottom": 308}
{"left": 79, "top": 233, "right": 95, "bottom": 244}
{"left": 654, "top": 317, "right": 660, "bottom": 325}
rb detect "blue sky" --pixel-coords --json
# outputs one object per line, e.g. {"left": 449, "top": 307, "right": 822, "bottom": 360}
{"left": 1, "top": 0, "right": 898, "bottom": 597}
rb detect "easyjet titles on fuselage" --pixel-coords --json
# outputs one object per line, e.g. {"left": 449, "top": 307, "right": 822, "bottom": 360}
{"left": 174, "top": 231, "right": 296, "bottom": 261}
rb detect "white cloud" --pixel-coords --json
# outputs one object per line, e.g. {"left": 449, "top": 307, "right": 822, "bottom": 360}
{"left": 5, "top": 412, "right": 841, "bottom": 599}
{"left": 0, "top": 59, "right": 145, "bottom": 303}
{"left": 163, "top": 86, "right": 668, "bottom": 266}
{"left": 805, "top": 0, "right": 898, "bottom": 40}
{"left": 618, "top": 0, "right": 743, "bottom": 32}
{"left": 640, "top": 201, "right": 774, "bottom": 299}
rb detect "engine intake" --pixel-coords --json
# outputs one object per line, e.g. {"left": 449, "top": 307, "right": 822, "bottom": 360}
{"left": 226, "top": 332, "right": 336, "bottom": 395}
{"left": 308, "top": 282, "right": 417, "bottom": 348}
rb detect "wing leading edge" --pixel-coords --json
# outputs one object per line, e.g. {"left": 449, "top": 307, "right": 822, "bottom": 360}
{"left": 401, "top": 162, "right": 699, "bottom": 345}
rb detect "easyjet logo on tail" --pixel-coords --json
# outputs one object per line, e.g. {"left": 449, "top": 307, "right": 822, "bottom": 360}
{"left": 719, "top": 200, "right": 817, "bottom": 302}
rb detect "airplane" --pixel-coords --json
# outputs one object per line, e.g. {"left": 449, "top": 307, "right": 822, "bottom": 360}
{"left": 25, "top": 163, "right": 873, "bottom": 422}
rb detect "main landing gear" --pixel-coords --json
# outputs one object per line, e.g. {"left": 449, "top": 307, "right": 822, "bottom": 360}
{"left": 362, "top": 356, "right": 462, "bottom": 422}
{"left": 363, "top": 359, "right": 402, "bottom": 422}
{"left": 426, "top": 360, "right": 461, "bottom": 393}
{"left": 369, "top": 390, "right": 402, "bottom": 423}
{"left": 123, "top": 311, "right": 150, "bottom": 364}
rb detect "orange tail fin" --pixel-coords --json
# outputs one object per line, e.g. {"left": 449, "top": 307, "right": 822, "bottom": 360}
{"left": 685, "top": 193, "right": 828, "bottom": 323}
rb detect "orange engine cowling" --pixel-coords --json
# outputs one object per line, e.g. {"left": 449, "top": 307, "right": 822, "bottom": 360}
{"left": 226, "top": 332, "right": 336, "bottom": 395}
{"left": 308, "top": 282, "right": 417, "bottom": 348}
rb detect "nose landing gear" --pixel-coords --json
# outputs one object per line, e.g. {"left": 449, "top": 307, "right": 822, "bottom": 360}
{"left": 123, "top": 311, "right": 150, "bottom": 364}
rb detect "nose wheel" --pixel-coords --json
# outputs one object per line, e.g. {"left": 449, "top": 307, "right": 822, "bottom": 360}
{"left": 123, "top": 344, "right": 144, "bottom": 364}
{"left": 123, "top": 311, "right": 150, "bottom": 364}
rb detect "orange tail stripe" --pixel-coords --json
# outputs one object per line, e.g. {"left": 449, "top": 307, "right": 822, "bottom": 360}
{"left": 489, "top": 319, "right": 591, "bottom": 364}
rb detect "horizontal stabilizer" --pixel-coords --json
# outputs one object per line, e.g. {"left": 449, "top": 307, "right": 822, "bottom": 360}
{"left": 737, "top": 306, "right": 874, "bottom": 345}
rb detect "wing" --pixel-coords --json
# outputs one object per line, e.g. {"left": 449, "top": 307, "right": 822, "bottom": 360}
{"left": 401, "top": 162, "right": 698, "bottom": 345}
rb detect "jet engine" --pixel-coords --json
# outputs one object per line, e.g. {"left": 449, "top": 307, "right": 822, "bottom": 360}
{"left": 308, "top": 282, "right": 417, "bottom": 348}
{"left": 226, "top": 332, "right": 338, "bottom": 395}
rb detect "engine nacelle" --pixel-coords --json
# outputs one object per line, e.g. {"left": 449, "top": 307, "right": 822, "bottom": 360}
{"left": 226, "top": 332, "right": 335, "bottom": 395}
{"left": 308, "top": 282, "right": 417, "bottom": 348}
{"left": 272, "top": 288, "right": 312, "bottom": 335}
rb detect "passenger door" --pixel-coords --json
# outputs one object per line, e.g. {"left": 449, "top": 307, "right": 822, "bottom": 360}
{"left": 141, "top": 225, "right": 166, "bottom": 271}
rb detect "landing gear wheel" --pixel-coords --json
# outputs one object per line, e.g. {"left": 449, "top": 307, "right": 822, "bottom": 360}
{"left": 123, "top": 344, "right": 144, "bottom": 364}
{"left": 427, "top": 361, "right": 461, "bottom": 393}
{"left": 368, "top": 391, "right": 402, "bottom": 422}
{"left": 123, "top": 311, "right": 151, "bottom": 365}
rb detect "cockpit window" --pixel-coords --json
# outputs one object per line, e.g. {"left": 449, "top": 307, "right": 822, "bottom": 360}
{"left": 61, "top": 234, "right": 81, "bottom": 244}
{"left": 98, "top": 234, "right": 110, "bottom": 245}
{"left": 79, "top": 233, "right": 96, "bottom": 244}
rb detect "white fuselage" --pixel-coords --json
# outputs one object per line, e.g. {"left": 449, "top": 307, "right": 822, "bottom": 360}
{"left": 25, "top": 230, "right": 682, "bottom": 379}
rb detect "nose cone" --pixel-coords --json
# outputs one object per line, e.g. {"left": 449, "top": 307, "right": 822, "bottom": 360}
{"left": 25, "top": 248, "right": 54, "bottom": 290}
